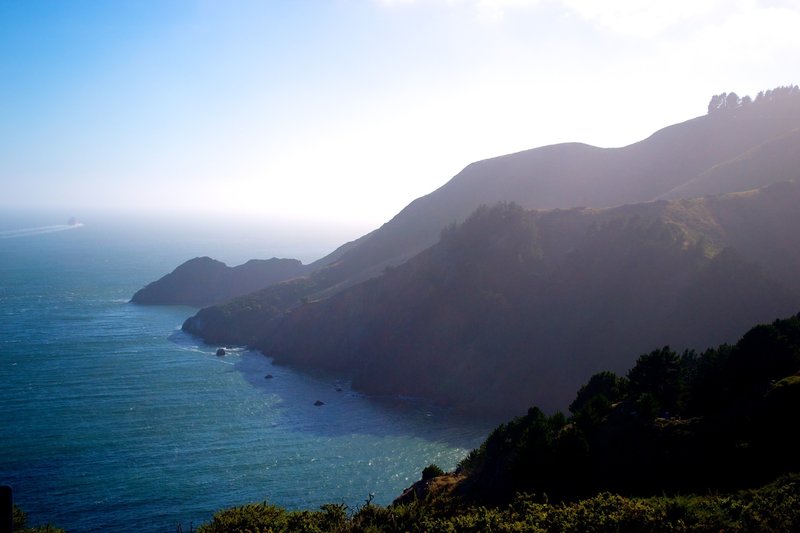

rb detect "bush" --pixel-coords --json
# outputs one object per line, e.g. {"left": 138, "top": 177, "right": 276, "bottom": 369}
{"left": 422, "top": 464, "right": 445, "bottom": 481}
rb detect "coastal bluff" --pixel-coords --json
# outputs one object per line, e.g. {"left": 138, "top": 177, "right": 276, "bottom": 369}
{"left": 131, "top": 256, "right": 306, "bottom": 307}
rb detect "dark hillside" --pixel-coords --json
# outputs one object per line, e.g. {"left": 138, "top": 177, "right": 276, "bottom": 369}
{"left": 450, "top": 312, "right": 800, "bottom": 504}
{"left": 245, "top": 182, "right": 800, "bottom": 417}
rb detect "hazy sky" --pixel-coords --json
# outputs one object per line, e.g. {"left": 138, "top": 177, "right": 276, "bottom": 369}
{"left": 2, "top": 0, "right": 798, "bottom": 228}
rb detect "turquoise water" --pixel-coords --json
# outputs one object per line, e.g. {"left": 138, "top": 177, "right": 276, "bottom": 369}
{"left": 0, "top": 213, "right": 489, "bottom": 532}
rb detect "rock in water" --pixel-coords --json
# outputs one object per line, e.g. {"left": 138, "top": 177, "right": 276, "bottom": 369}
{"left": 216, "top": 348, "right": 226, "bottom": 356}
{"left": 314, "top": 400, "right": 325, "bottom": 406}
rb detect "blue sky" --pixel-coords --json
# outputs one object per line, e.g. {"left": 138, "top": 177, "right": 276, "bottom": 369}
{"left": 2, "top": 0, "right": 798, "bottom": 229}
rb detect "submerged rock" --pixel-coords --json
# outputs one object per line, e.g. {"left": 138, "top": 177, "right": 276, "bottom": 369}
{"left": 314, "top": 400, "right": 325, "bottom": 406}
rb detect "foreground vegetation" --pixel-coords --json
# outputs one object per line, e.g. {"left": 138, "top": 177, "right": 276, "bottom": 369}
{"left": 12, "top": 505, "right": 65, "bottom": 533}
{"left": 455, "top": 313, "right": 800, "bottom": 504}
{"left": 199, "top": 473, "right": 800, "bottom": 532}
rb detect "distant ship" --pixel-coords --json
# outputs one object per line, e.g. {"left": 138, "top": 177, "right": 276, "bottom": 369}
{"left": 68, "top": 217, "right": 79, "bottom": 226}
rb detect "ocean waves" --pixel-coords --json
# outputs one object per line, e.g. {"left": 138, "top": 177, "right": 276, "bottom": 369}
{"left": 0, "top": 221, "right": 490, "bottom": 532}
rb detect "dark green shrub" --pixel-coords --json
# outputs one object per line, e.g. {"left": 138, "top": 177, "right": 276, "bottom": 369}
{"left": 422, "top": 464, "right": 445, "bottom": 481}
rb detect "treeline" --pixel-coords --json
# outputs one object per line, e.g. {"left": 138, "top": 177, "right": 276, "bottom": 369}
{"left": 457, "top": 313, "right": 800, "bottom": 503}
{"left": 200, "top": 474, "right": 800, "bottom": 532}
{"left": 708, "top": 84, "right": 800, "bottom": 114}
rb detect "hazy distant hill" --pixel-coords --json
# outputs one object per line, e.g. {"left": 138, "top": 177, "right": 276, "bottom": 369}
{"left": 179, "top": 87, "right": 800, "bottom": 416}
{"left": 302, "top": 86, "right": 800, "bottom": 289}
{"left": 130, "top": 256, "right": 306, "bottom": 307}
{"left": 658, "top": 128, "right": 800, "bottom": 200}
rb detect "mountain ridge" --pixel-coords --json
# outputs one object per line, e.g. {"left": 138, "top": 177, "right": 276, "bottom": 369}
{"left": 171, "top": 87, "right": 800, "bottom": 417}
{"left": 183, "top": 88, "right": 800, "bottom": 311}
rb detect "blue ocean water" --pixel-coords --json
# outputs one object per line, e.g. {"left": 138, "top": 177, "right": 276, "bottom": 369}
{"left": 0, "top": 212, "right": 490, "bottom": 532}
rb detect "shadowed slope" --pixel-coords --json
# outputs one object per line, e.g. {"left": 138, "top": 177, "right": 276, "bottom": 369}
{"left": 188, "top": 181, "right": 800, "bottom": 418}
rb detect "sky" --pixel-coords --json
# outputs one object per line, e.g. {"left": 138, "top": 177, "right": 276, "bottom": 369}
{"left": 1, "top": 0, "right": 799, "bottom": 231}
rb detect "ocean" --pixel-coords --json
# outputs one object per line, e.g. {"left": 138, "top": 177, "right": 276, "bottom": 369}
{"left": 0, "top": 211, "right": 490, "bottom": 532}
